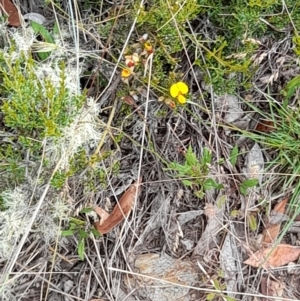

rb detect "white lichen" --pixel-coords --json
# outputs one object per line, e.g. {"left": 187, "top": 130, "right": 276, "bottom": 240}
{"left": 46, "top": 97, "right": 101, "bottom": 170}
{"left": 0, "top": 187, "right": 34, "bottom": 260}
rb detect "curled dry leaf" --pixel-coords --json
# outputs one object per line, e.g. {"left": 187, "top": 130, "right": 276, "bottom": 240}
{"left": 94, "top": 178, "right": 142, "bottom": 234}
{"left": 263, "top": 197, "right": 289, "bottom": 244}
{"left": 0, "top": 0, "right": 21, "bottom": 26}
{"left": 244, "top": 244, "right": 300, "bottom": 268}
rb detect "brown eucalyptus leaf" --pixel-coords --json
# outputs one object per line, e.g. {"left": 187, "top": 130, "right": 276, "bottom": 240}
{"left": 244, "top": 244, "right": 300, "bottom": 268}
{"left": 263, "top": 197, "right": 288, "bottom": 244}
{"left": 94, "top": 178, "right": 142, "bottom": 234}
{"left": 0, "top": 0, "right": 21, "bottom": 26}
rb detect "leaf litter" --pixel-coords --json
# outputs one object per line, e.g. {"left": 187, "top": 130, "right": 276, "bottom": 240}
{"left": 2, "top": 1, "right": 300, "bottom": 301}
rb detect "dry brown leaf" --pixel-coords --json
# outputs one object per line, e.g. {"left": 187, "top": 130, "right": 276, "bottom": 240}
{"left": 260, "top": 276, "right": 284, "bottom": 301}
{"left": 94, "top": 206, "right": 109, "bottom": 226}
{"left": 244, "top": 244, "right": 300, "bottom": 268}
{"left": 94, "top": 178, "right": 142, "bottom": 234}
{"left": 0, "top": 0, "right": 21, "bottom": 26}
{"left": 263, "top": 197, "right": 288, "bottom": 244}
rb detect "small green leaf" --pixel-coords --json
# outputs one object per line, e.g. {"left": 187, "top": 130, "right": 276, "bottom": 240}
{"left": 69, "top": 217, "right": 86, "bottom": 226}
{"left": 229, "top": 145, "right": 238, "bottom": 166}
{"left": 80, "top": 207, "right": 93, "bottom": 213}
{"left": 242, "top": 178, "right": 259, "bottom": 188}
{"left": 203, "top": 178, "right": 223, "bottom": 191}
{"left": 30, "top": 20, "right": 55, "bottom": 60}
{"left": 78, "top": 238, "right": 85, "bottom": 260}
{"left": 195, "top": 190, "right": 205, "bottom": 198}
{"left": 79, "top": 229, "right": 89, "bottom": 239}
{"left": 185, "top": 146, "right": 198, "bottom": 166}
{"left": 182, "top": 179, "right": 193, "bottom": 186}
{"left": 30, "top": 21, "right": 55, "bottom": 43}
{"left": 206, "top": 293, "right": 216, "bottom": 301}
{"left": 248, "top": 214, "right": 257, "bottom": 231}
{"left": 216, "top": 195, "right": 226, "bottom": 208}
{"left": 230, "top": 210, "right": 240, "bottom": 217}
{"left": 53, "top": 21, "right": 59, "bottom": 35}
{"left": 239, "top": 185, "right": 247, "bottom": 196}
{"left": 91, "top": 228, "right": 101, "bottom": 237}
{"left": 202, "top": 147, "right": 212, "bottom": 165}
{"left": 61, "top": 229, "right": 75, "bottom": 236}
{"left": 213, "top": 279, "right": 221, "bottom": 290}
{"left": 284, "top": 75, "right": 300, "bottom": 100}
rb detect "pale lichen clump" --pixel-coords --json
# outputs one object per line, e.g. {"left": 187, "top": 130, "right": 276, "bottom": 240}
{"left": 46, "top": 97, "right": 101, "bottom": 170}
{"left": 0, "top": 187, "right": 34, "bottom": 260}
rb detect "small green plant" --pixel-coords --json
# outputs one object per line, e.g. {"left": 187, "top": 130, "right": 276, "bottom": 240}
{"left": 206, "top": 278, "right": 236, "bottom": 301}
{"left": 61, "top": 208, "right": 100, "bottom": 260}
{"left": 0, "top": 54, "right": 84, "bottom": 139}
{"left": 239, "top": 178, "right": 259, "bottom": 196}
{"left": 167, "top": 146, "right": 223, "bottom": 198}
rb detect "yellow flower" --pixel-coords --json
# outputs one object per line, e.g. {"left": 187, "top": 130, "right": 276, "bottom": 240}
{"left": 144, "top": 42, "right": 153, "bottom": 53}
{"left": 170, "top": 82, "right": 189, "bottom": 104}
{"left": 121, "top": 68, "right": 132, "bottom": 78}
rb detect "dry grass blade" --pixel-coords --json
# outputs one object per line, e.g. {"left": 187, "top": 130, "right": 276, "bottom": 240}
{"left": 94, "top": 178, "right": 142, "bottom": 234}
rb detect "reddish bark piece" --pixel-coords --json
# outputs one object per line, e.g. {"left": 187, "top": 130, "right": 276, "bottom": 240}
{"left": 244, "top": 244, "right": 300, "bottom": 268}
{"left": 262, "top": 197, "right": 288, "bottom": 244}
{"left": 94, "top": 178, "right": 142, "bottom": 234}
{"left": 0, "top": 0, "right": 21, "bottom": 26}
{"left": 255, "top": 120, "right": 275, "bottom": 133}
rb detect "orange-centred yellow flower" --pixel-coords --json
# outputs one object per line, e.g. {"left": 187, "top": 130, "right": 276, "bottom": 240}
{"left": 170, "top": 82, "right": 189, "bottom": 104}
{"left": 121, "top": 68, "right": 132, "bottom": 78}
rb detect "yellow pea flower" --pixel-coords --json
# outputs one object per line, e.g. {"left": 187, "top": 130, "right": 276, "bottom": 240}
{"left": 170, "top": 82, "right": 189, "bottom": 104}
{"left": 121, "top": 68, "right": 132, "bottom": 78}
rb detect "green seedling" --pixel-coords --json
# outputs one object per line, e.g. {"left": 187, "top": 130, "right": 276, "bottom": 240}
{"left": 206, "top": 278, "right": 236, "bottom": 301}
{"left": 167, "top": 146, "right": 223, "bottom": 198}
{"left": 239, "top": 178, "right": 259, "bottom": 196}
{"left": 61, "top": 209, "right": 100, "bottom": 260}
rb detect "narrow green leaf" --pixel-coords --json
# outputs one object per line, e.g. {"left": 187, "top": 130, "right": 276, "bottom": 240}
{"left": 213, "top": 279, "right": 221, "bottom": 290}
{"left": 182, "top": 179, "right": 193, "bottom": 186}
{"left": 203, "top": 178, "right": 223, "bottom": 191}
{"left": 202, "top": 147, "right": 212, "bottom": 165}
{"left": 229, "top": 145, "right": 238, "bottom": 166}
{"left": 79, "top": 229, "right": 89, "bottom": 239}
{"left": 30, "top": 21, "right": 55, "bottom": 60}
{"left": 239, "top": 185, "right": 247, "bottom": 196}
{"left": 284, "top": 75, "right": 300, "bottom": 100}
{"left": 91, "top": 228, "right": 101, "bottom": 237}
{"left": 69, "top": 217, "right": 86, "bottom": 226}
{"left": 53, "top": 21, "right": 59, "bottom": 35}
{"left": 78, "top": 239, "right": 85, "bottom": 260}
{"left": 185, "top": 146, "right": 198, "bottom": 166}
{"left": 248, "top": 214, "right": 257, "bottom": 231}
{"left": 206, "top": 293, "right": 216, "bottom": 301}
{"left": 80, "top": 207, "right": 93, "bottom": 213}
{"left": 61, "top": 229, "right": 75, "bottom": 236}
{"left": 242, "top": 178, "right": 259, "bottom": 188}
{"left": 30, "top": 21, "right": 55, "bottom": 43}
